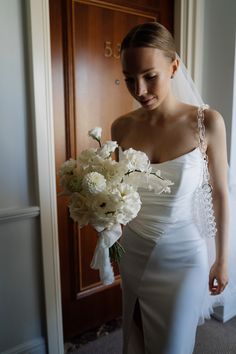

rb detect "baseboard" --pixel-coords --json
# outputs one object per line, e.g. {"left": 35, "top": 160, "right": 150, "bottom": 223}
{"left": 1, "top": 337, "right": 46, "bottom": 354}
{"left": 212, "top": 304, "right": 236, "bottom": 323}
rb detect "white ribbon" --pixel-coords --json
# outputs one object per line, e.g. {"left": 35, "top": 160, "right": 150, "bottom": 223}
{"left": 90, "top": 223, "right": 122, "bottom": 285}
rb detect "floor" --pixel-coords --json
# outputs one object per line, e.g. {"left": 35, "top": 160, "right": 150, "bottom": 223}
{"left": 64, "top": 315, "right": 236, "bottom": 353}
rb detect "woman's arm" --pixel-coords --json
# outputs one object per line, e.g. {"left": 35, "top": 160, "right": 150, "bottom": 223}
{"left": 205, "top": 109, "right": 229, "bottom": 295}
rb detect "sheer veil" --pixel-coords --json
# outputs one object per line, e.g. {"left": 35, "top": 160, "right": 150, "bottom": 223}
{"left": 171, "top": 53, "right": 204, "bottom": 106}
{"left": 171, "top": 53, "right": 236, "bottom": 315}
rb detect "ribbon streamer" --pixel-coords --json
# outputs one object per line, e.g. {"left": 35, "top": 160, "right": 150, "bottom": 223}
{"left": 90, "top": 223, "right": 122, "bottom": 285}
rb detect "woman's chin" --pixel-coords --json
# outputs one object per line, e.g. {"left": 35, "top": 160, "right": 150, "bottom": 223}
{"left": 139, "top": 97, "right": 158, "bottom": 110}
{"left": 141, "top": 100, "right": 159, "bottom": 111}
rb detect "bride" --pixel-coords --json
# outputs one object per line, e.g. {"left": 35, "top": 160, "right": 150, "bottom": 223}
{"left": 111, "top": 22, "right": 229, "bottom": 354}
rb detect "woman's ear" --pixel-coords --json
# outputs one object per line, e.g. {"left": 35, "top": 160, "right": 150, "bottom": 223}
{"left": 171, "top": 58, "right": 179, "bottom": 78}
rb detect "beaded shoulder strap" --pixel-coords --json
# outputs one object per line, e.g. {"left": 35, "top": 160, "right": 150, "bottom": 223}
{"left": 196, "top": 104, "right": 217, "bottom": 238}
{"left": 197, "top": 104, "right": 212, "bottom": 188}
{"left": 197, "top": 104, "right": 209, "bottom": 156}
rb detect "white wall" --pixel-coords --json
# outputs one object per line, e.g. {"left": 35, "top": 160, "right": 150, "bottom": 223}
{"left": 202, "top": 0, "right": 236, "bottom": 170}
{"left": 202, "top": 0, "right": 236, "bottom": 322}
{"left": 0, "top": 1, "right": 46, "bottom": 353}
{"left": 230, "top": 36, "right": 236, "bottom": 192}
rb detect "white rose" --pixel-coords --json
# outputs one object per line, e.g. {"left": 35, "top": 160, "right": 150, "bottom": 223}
{"left": 97, "top": 140, "right": 118, "bottom": 159}
{"left": 122, "top": 148, "right": 151, "bottom": 173}
{"left": 88, "top": 127, "right": 102, "bottom": 141}
{"left": 96, "top": 159, "right": 126, "bottom": 185}
{"left": 60, "top": 174, "right": 83, "bottom": 193}
{"left": 112, "top": 183, "right": 141, "bottom": 224}
{"left": 69, "top": 193, "right": 91, "bottom": 226}
{"left": 59, "top": 158, "right": 77, "bottom": 176}
{"left": 82, "top": 172, "right": 107, "bottom": 194}
{"left": 78, "top": 148, "right": 97, "bottom": 167}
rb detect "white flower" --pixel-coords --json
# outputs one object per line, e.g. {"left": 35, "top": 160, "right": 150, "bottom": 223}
{"left": 78, "top": 148, "right": 97, "bottom": 167}
{"left": 82, "top": 172, "right": 107, "bottom": 194}
{"left": 114, "top": 183, "right": 141, "bottom": 224}
{"left": 98, "top": 140, "right": 118, "bottom": 159}
{"left": 59, "top": 158, "right": 77, "bottom": 176}
{"left": 122, "top": 171, "right": 148, "bottom": 190}
{"left": 69, "top": 193, "right": 91, "bottom": 226}
{"left": 60, "top": 174, "right": 83, "bottom": 193}
{"left": 88, "top": 127, "right": 102, "bottom": 141}
{"left": 90, "top": 191, "right": 118, "bottom": 229}
{"left": 122, "top": 148, "right": 151, "bottom": 173}
{"left": 145, "top": 173, "right": 174, "bottom": 194}
{"left": 95, "top": 158, "right": 126, "bottom": 185}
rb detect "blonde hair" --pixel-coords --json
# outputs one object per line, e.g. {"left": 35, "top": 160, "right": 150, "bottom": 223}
{"left": 121, "top": 22, "right": 176, "bottom": 62}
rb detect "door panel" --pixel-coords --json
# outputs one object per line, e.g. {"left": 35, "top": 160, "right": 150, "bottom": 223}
{"left": 50, "top": 0, "right": 174, "bottom": 339}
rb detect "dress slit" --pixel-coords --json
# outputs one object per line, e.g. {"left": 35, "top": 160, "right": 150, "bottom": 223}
{"left": 126, "top": 297, "right": 145, "bottom": 354}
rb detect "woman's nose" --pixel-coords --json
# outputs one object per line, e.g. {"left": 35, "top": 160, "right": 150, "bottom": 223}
{"left": 134, "top": 80, "right": 147, "bottom": 96}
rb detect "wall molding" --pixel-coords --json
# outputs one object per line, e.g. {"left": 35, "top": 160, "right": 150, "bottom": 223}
{"left": 26, "top": 0, "right": 64, "bottom": 353}
{"left": 1, "top": 337, "right": 46, "bottom": 354}
{"left": 0, "top": 206, "right": 40, "bottom": 224}
{"left": 174, "top": 0, "right": 205, "bottom": 94}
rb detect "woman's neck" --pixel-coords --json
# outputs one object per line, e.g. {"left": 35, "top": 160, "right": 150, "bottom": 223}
{"left": 141, "top": 92, "right": 180, "bottom": 122}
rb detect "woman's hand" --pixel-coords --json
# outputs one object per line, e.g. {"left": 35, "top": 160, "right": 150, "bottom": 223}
{"left": 209, "top": 261, "right": 229, "bottom": 295}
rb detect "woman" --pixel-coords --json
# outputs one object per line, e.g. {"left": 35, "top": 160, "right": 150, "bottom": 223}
{"left": 111, "top": 22, "right": 229, "bottom": 354}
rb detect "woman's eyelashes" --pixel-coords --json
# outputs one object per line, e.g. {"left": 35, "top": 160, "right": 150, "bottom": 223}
{"left": 124, "top": 74, "right": 158, "bottom": 84}
{"left": 145, "top": 74, "right": 158, "bottom": 81}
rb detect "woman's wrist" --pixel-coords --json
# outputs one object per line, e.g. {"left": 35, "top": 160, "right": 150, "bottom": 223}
{"left": 214, "top": 257, "right": 228, "bottom": 266}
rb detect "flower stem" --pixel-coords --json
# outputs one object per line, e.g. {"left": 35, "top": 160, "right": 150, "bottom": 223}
{"left": 109, "top": 241, "right": 125, "bottom": 263}
{"left": 125, "top": 169, "right": 165, "bottom": 180}
{"left": 96, "top": 138, "right": 102, "bottom": 148}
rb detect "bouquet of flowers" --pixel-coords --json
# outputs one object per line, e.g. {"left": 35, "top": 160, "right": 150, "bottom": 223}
{"left": 58, "top": 127, "right": 173, "bottom": 285}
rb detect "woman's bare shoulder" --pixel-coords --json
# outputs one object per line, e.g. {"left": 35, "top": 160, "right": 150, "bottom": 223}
{"left": 204, "top": 107, "right": 224, "bottom": 126}
{"left": 111, "top": 108, "right": 141, "bottom": 141}
{"left": 203, "top": 107, "right": 225, "bottom": 141}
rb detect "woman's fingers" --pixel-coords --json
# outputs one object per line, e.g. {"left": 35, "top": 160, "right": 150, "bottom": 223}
{"left": 209, "top": 277, "right": 228, "bottom": 295}
{"left": 208, "top": 274, "right": 216, "bottom": 292}
{"left": 209, "top": 262, "right": 229, "bottom": 295}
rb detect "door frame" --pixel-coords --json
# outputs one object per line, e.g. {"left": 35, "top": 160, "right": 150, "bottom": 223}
{"left": 26, "top": 1, "right": 64, "bottom": 353}
{"left": 28, "top": 0, "right": 204, "bottom": 352}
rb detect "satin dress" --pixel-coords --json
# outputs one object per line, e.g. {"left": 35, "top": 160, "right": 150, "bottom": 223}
{"left": 118, "top": 140, "right": 214, "bottom": 353}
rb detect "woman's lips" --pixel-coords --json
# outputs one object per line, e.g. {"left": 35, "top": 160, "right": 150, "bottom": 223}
{"left": 140, "top": 97, "right": 156, "bottom": 106}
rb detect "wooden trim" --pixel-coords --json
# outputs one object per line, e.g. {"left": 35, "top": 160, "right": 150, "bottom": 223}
{"left": 77, "top": 277, "right": 121, "bottom": 299}
{"left": 62, "top": 0, "right": 77, "bottom": 159}
{"left": 0, "top": 207, "right": 40, "bottom": 224}
{"left": 74, "top": 0, "right": 157, "bottom": 19}
{"left": 26, "top": 1, "right": 64, "bottom": 353}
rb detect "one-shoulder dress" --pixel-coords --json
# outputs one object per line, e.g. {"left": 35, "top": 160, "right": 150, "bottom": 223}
{"left": 118, "top": 105, "right": 216, "bottom": 354}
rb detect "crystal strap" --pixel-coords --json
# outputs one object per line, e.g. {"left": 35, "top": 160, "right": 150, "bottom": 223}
{"left": 197, "top": 104, "right": 209, "bottom": 156}
{"left": 196, "top": 104, "right": 217, "bottom": 238}
{"left": 197, "top": 104, "right": 211, "bottom": 187}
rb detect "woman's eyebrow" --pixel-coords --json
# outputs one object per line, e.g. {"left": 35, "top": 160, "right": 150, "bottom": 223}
{"left": 123, "top": 67, "right": 156, "bottom": 75}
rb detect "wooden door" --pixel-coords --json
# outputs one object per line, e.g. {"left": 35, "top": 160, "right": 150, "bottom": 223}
{"left": 50, "top": 0, "right": 174, "bottom": 339}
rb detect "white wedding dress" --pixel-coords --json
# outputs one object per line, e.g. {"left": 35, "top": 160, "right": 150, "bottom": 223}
{"left": 118, "top": 105, "right": 222, "bottom": 354}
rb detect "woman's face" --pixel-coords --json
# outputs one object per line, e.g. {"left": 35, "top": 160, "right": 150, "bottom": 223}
{"left": 121, "top": 47, "right": 177, "bottom": 110}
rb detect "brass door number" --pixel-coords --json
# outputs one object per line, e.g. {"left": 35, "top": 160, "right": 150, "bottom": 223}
{"left": 104, "top": 41, "right": 121, "bottom": 59}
